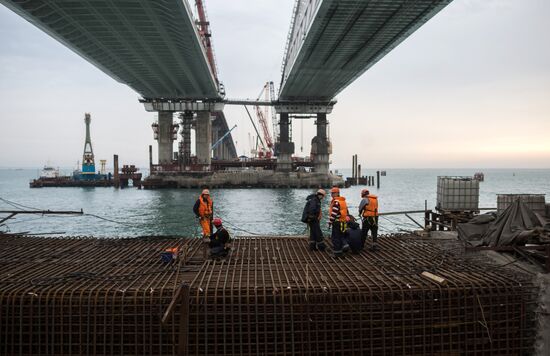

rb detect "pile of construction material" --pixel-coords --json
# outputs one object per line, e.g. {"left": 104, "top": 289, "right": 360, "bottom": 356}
{"left": 458, "top": 195, "right": 550, "bottom": 271}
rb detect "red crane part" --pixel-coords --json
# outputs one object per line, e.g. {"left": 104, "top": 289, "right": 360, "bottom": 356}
{"left": 195, "top": 0, "right": 217, "bottom": 82}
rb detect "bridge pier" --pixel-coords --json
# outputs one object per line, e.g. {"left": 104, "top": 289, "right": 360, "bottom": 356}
{"left": 276, "top": 113, "right": 294, "bottom": 172}
{"left": 178, "top": 111, "right": 193, "bottom": 168}
{"left": 157, "top": 111, "right": 174, "bottom": 165}
{"left": 311, "top": 113, "right": 330, "bottom": 174}
{"left": 196, "top": 111, "right": 212, "bottom": 166}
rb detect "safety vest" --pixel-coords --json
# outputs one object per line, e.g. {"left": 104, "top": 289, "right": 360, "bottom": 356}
{"left": 330, "top": 196, "right": 348, "bottom": 222}
{"left": 362, "top": 195, "right": 379, "bottom": 217}
{"left": 198, "top": 195, "right": 213, "bottom": 217}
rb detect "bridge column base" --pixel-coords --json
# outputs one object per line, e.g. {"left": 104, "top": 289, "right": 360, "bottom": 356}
{"left": 196, "top": 111, "right": 212, "bottom": 166}
{"left": 157, "top": 111, "right": 174, "bottom": 165}
{"left": 311, "top": 113, "right": 330, "bottom": 174}
{"left": 276, "top": 113, "right": 294, "bottom": 172}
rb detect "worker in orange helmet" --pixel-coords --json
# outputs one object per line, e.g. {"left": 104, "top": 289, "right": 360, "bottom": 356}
{"left": 193, "top": 188, "right": 213, "bottom": 239}
{"left": 328, "top": 186, "right": 350, "bottom": 258}
{"left": 359, "top": 189, "right": 379, "bottom": 251}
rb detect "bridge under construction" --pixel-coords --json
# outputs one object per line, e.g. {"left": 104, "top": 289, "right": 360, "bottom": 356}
{"left": 0, "top": 0, "right": 454, "bottom": 187}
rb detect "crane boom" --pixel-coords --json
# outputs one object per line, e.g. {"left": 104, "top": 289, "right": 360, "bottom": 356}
{"left": 211, "top": 125, "right": 237, "bottom": 151}
{"left": 195, "top": 0, "right": 218, "bottom": 82}
{"left": 254, "top": 82, "right": 273, "bottom": 155}
{"left": 269, "top": 81, "right": 279, "bottom": 143}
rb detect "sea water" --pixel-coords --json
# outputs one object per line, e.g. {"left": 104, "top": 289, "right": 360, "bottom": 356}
{"left": 0, "top": 168, "right": 548, "bottom": 237}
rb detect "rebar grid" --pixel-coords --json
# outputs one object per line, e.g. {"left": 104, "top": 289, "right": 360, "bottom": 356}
{"left": 0, "top": 234, "right": 537, "bottom": 355}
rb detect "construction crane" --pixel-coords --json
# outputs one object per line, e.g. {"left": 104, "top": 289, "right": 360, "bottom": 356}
{"left": 211, "top": 125, "right": 237, "bottom": 151}
{"left": 269, "top": 81, "right": 279, "bottom": 144}
{"left": 195, "top": 0, "right": 218, "bottom": 83}
{"left": 254, "top": 82, "right": 274, "bottom": 158}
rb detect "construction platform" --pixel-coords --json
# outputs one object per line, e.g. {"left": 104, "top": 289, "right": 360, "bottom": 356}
{"left": 0, "top": 234, "right": 539, "bottom": 355}
{"left": 143, "top": 170, "right": 344, "bottom": 189}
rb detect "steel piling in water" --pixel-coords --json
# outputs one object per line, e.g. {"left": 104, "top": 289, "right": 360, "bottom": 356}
{"left": 0, "top": 234, "right": 538, "bottom": 355}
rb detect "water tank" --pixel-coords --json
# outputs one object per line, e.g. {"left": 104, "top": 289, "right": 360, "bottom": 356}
{"left": 497, "top": 194, "right": 546, "bottom": 216}
{"left": 436, "top": 176, "right": 479, "bottom": 212}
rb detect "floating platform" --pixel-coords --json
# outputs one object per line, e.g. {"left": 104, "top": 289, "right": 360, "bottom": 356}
{"left": 29, "top": 176, "right": 114, "bottom": 188}
{"left": 143, "top": 170, "right": 344, "bottom": 189}
{"left": 0, "top": 234, "right": 538, "bottom": 355}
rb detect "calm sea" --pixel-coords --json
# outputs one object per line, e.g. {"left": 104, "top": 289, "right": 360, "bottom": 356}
{"left": 0, "top": 168, "right": 548, "bottom": 237}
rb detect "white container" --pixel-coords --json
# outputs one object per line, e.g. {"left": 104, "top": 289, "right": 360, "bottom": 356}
{"left": 437, "top": 176, "right": 479, "bottom": 212}
{"left": 497, "top": 194, "right": 546, "bottom": 215}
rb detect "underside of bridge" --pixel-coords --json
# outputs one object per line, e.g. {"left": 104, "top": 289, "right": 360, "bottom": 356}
{"left": 1, "top": 0, "right": 239, "bottom": 166}
{"left": 276, "top": 0, "right": 453, "bottom": 173}
{"left": 280, "top": 0, "right": 453, "bottom": 101}
{"left": 1, "top": 0, "right": 220, "bottom": 99}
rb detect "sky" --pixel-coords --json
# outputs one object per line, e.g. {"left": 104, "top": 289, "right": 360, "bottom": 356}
{"left": 0, "top": 0, "right": 549, "bottom": 169}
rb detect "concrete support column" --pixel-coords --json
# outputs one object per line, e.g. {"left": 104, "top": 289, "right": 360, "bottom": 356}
{"left": 311, "top": 113, "right": 330, "bottom": 174}
{"left": 158, "top": 111, "right": 174, "bottom": 165}
{"left": 196, "top": 111, "right": 212, "bottom": 166}
{"left": 276, "top": 113, "right": 294, "bottom": 172}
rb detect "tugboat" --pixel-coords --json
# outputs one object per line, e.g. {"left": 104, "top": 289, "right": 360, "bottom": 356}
{"left": 39, "top": 165, "right": 60, "bottom": 179}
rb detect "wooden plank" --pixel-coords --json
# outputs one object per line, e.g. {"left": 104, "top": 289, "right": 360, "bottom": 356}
{"left": 421, "top": 271, "right": 447, "bottom": 285}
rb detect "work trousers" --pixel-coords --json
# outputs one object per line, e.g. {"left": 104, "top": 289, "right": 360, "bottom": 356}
{"left": 362, "top": 216, "right": 379, "bottom": 243}
{"left": 331, "top": 221, "right": 348, "bottom": 255}
{"left": 308, "top": 219, "right": 325, "bottom": 251}
{"left": 200, "top": 216, "right": 212, "bottom": 237}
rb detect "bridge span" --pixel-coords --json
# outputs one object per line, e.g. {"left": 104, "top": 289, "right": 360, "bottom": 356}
{"left": 1, "top": 0, "right": 453, "bottom": 176}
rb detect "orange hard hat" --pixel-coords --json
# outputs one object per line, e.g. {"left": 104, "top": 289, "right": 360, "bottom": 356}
{"left": 361, "top": 189, "right": 369, "bottom": 197}
{"left": 330, "top": 187, "right": 340, "bottom": 194}
{"left": 202, "top": 189, "right": 210, "bottom": 195}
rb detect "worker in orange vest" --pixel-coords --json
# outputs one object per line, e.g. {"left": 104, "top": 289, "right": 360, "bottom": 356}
{"left": 328, "top": 186, "right": 350, "bottom": 257}
{"left": 193, "top": 189, "right": 213, "bottom": 238}
{"left": 359, "top": 189, "right": 379, "bottom": 251}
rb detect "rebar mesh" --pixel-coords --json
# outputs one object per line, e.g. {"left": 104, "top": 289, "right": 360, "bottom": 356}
{"left": 0, "top": 234, "right": 537, "bottom": 355}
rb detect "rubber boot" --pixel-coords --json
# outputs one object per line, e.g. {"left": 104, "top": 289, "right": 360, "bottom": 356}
{"left": 317, "top": 241, "right": 326, "bottom": 252}
{"left": 309, "top": 241, "right": 318, "bottom": 251}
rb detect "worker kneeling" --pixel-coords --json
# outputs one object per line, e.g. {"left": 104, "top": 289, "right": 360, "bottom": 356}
{"left": 209, "top": 218, "right": 232, "bottom": 258}
{"left": 345, "top": 216, "right": 364, "bottom": 254}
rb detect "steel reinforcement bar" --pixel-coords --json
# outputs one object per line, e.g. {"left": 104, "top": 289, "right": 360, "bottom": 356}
{"left": 0, "top": 233, "right": 538, "bottom": 355}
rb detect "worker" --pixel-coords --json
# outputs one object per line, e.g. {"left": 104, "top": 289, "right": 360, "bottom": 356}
{"left": 193, "top": 189, "right": 213, "bottom": 239}
{"left": 301, "top": 189, "right": 327, "bottom": 251}
{"left": 359, "top": 189, "right": 379, "bottom": 251}
{"left": 345, "top": 216, "right": 363, "bottom": 254}
{"left": 328, "top": 186, "right": 350, "bottom": 257}
{"left": 209, "top": 218, "right": 231, "bottom": 258}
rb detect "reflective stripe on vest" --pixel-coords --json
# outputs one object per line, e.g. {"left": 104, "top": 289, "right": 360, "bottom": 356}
{"left": 330, "top": 197, "right": 348, "bottom": 222}
{"left": 362, "top": 195, "right": 378, "bottom": 217}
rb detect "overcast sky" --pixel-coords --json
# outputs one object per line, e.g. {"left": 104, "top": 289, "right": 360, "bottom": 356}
{"left": 0, "top": 0, "right": 549, "bottom": 169}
